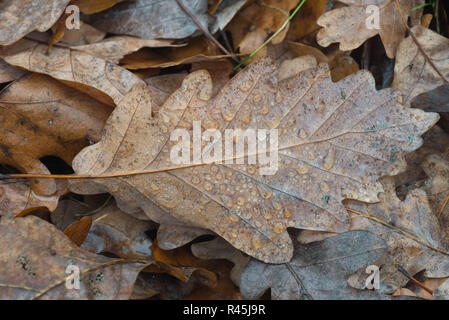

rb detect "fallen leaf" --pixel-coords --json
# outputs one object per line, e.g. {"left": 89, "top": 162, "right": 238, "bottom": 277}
{"left": 393, "top": 26, "right": 449, "bottom": 102}
{"left": 72, "top": 0, "right": 127, "bottom": 14}
{"left": 87, "top": 0, "right": 209, "bottom": 40}
{"left": 81, "top": 202, "right": 154, "bottom": 259}
{"left": 227, "top": 0, "right": 299, "bottom": 53}
{"left": 0, "top": 0, "right": 71, "bottom": 45}
{"left": 0, "top": 73, "right": 110, "bottom": 196}
{"left": 0, "top": 39, "right": 150, "bottom": 106}
{"left": 157, "top": 224, "right": 212, "bottom": 250}
{"left": 317, "top": 0, "right": 424, "bottom": 58}
{"left": 240, "top": 231, "right": 389, "bottom": 299}
{"left": 0, "top": 59, "right": 27, "bottom": 84}
{"left": 70, "top": 56, "right": 438, "bottom": 263}
{"left": 64, "top": 216, "right": 92, "bottom": 246}
{"left": 0, "top": 216, "right": 150, "bottom": 299}
{"left": 71, "top": 36, "right": 180, "bottom": 64}
{"left": 60, "top": 23, "right": 106, "bottom": 46}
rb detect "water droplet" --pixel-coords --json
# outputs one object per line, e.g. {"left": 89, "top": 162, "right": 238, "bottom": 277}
{"left": 232, "top": 231, "right": 238, "bottom": 238}
{"left": 319, "top": 181, "right": 330, "bottom": 193}
{"left": 216, "top": 173, "right": 223, "bottom": 180}
{"left": 295, "top": 164, "right": 309, "bottom": 175}
{"left": 273, "top": 223, "right": 285, "bottom": 234}
{"left": 284, "top": 209, "right": 292, "bottom": 218}
{"left": 160, "top": 125, "right": 168, "bottom": 134}
{"left": 191, "top": 176, "right": 201, "bottom": 184}
{"left": 259, "top": 104, "right": 270, "bottom": 115}
{"left": 253, "top": 94, "right": 262, "bottom": 103}
{"left": 298, "top": 129, "right": 308, "bottom": 139}
{"left": 288, "top": 220, "right": 295, "bottom": 227}
{"left": 247, "top": 166, "right": 256, "bottom": 174}
{"left": 323, "top": 149, "right": 335, "bottom": 170}
{"left": 240, "top": 82, "right": 252, "bottom": 92}
{"left": 222, "top": 110, "right": 234, "bottom": 122}
{"left": 257, "top": 186, "right": 272, "bottom": 199}
{"left": 236, "top": 197, "right": 245, "bottom": 206}
{"left": 276, "top": 93, "right": 283, "bottom": 104}
{"left": 204, "top": 182, "right": 213, "bottom": 191}
{"left": 252, "top": 237, "right": 262, "bottom": 249}
{"left": 272, "top": 201, "right": 282, "bottom": 210}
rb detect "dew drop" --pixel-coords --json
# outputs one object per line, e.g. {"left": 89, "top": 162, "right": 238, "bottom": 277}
{"left": 295, "top": 164, "right": 309, "bottom": 175}
{"left": 323, "top": 149, "right": 335, "bottom": 170}
{"left": 191, "top": 176, "right": 201, "bottom": 184}
{"left": 273, "top": 223, "right": 285, "bottom": 234}
{"left": 319, "top": 181, "right": 330, "bottom": 193}
{"left": 236, "top": 197, "right": 245, "bottom": 206}
{"left": 252, "top": 237, "right": 263, "bottom": 249}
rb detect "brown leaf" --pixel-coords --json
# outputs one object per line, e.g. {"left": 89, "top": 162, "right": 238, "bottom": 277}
{"left": 0, "top": 180, "right": 63, "bottom": 217}
{"left": 0, "top": 73, "right": 110, "bottom": 196}
{"left": 87, "top": 0, "right": 209, "bottom": 40}
{"left": 0, "top": 59, "right": 26, "bottom": 84}
{"left": 240, "top": 230, "right": 389, "bottom": 299}
{"left": 72, "top": 0, "right": 127, "bottom": 14}
{"left": 0, "top": 39, "right": 150, "bottom": 106}
{"left": 80, "top": 202, "right": 154, "bottom": 259}
{"left": 120, "top": 37, "right": 231, "bottom": 70}
{"left": 317, "top": 0, "right": 424, "bottom": 58}
{"left": 157, "top": 224, "right": 212, "bottom": 250}
{"left": 0, "top": 0, "right": 71, "bottom": 45}
{"left": 64, "top": 216, "right": 93, "bottom": 246}
{"left": 227, "top": 0, "right": 299, "bottom": 53}
{"left": 0, "top": 216, "right": 150, "bottom": 299}
{"left": 393, "top": 26, "right": 449, "bottom": 103}
{"left": 70, "top": 56, "right": 438, "bottom": 263}
{"left": 71, "top": 36, "right": 181, "bottom": 64}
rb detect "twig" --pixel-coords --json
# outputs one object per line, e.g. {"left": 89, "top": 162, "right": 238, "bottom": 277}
{"left": 437, "top": 192, "right": 449, "bottom": 218}
{"left": 234, "top": 0, "right": 308, "bottom": 70}
{"left": 395, "top": 0, "right": 448, "bottom": 83}
{"left": 174, "top": 0, "right": 240, "bottom": 63}
{"left": 397, "top": 265, "right": 434, "bottom": 295}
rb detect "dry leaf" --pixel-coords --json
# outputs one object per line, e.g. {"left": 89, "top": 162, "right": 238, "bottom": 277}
{"left": 70, "top": 56, "right": 438, "bottom": 263}
{"left": 120, "top": 37, "right": 230, "bottom": 70}
{"left": 0, "top": 59, "right": 26, "bottom": 84}
{"left": 72, "top": 0, "right": 127, "bottom": 14}
{"left": 0, "top": 216, "right": 150, "bottom": 299}
{"left": 81, "top": 202, "right": 154, "bottom": 259}
{"left": 317, "top": 0, "right": 424, "bottom": 58}
{"left": 393, "top": 26, "right": 449, "bottom": 102}
{"left": 88, "top": 0, "right": 209, "bottom": 40}
{"left": 0, "top": 73, "right": 110, "bottom": 196}
{"left": 71, "top": 36, "right": 180, "bottom": 64}
{"left": 0, "top": 0, "right": 71, "bottom": 45}
{"left": 0, "top": 180, "right": 63, "bottom": 217}
{"left": 0, "top": 39, "right": 149, "bottom": 106}
{"left": 227, "top": 0, "right": 299, "bottom": 53}
{"left": 64, "top": 216, "right": 92, "bottom": 246}
{"left": 157, "top": 224, "right": 212, "bottom": 250}
{"left": 240, "top": 231, "right": 388, "bottom": 299}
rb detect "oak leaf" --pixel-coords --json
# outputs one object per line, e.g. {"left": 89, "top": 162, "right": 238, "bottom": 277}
{"left": 0, "top": 216, "right": 150, "bottom": 299}
{"left": 240, "top": 231, "right": 389, "bottom": 299}
{"left": 317, "top": 0, "right": 424, "bottom": 59}
{"left": 0, "top": 0, "right": 71, "bottom": 45}
{"left": 69, "top": 56, "right": 437, "bottom": 263}
{"left": 393, "top": 26, "right": 449, "bottom": 103}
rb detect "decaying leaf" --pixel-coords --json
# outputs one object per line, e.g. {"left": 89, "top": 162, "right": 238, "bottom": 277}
{"left": 0, "top": 39, "right": 150, "bottom": 106}
{"left": 393, "top": 26, "right": 449, "bottom": 102}
{"left": 70, "top": 56, "right": 438, "bottom": 263}
{"left": 300, "top": 178, "right": 449, "bottom": 294}
{"left": 0, "top": 73, "right": 110, "bottom": 196}
{"left": 240, "top": 231, "right": 389, "bottom": 299}
{"left": 0, "top": 216, "right": 150, "bottom": 299}
{"left": 81, "top": 202, "right": 154, "bottom": 259}
{"left": 317, "top": 0, "right": 424, "bottom": 58}
{"left": 0, "top": 0, "right": 71, "bottom": 45}
{"left": 88, "top": 0, "right": 210, "bottom": 40}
